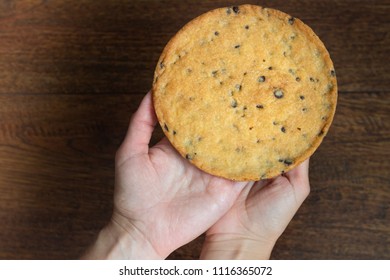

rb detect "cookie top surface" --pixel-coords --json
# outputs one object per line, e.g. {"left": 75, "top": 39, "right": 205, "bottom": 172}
{"left": 152, "top": 4, "right": 337, "bottom": 181}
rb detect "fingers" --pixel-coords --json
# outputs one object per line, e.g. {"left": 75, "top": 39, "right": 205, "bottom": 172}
{"left": 117, "top": 91, "right": 157, "bottom": 162}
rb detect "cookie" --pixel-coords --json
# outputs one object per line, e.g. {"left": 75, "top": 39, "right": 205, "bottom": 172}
{"left": 152, "top": 4, "right": 337, "bottom": 181}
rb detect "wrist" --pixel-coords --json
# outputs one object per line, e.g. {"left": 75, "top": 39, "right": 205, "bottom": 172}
{"left": 200, "top": 233, "right": 276, "bottom": 260}
{"left": 81, "top": 214, "right": 162, "bottom": 260}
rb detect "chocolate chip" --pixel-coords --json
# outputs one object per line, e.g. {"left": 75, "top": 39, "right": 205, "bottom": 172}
{"left": 173, "top": 130, "right": 177, "bottom": 135}
{"left": 234, "top": 44, "right": 241, "bottom": 49}
{"left": 279, "top": 158, "right": 293, "bottom": 166}
{"left": 185, "top": 154, "right": 193, "bottom": 160}
{"left": 243, "top": 106, "right": 247, "bottom": 110}
{"left": 288, "top": 17, "right": 295, "bottom": 25}
{"left": 296, "top": 77, "right": 301, "bottom": 82}
{"left": 300, "top": 95, "right": 305, "bottom": 100}
{"left": 214, "top": 31, "right": 219, "bottom": 36}
{"left": 256, "top": 104, "right": 264, "bottom": 109}
{"left": 164, "top": 123, "right": 169, "bottom": 132}
{"left": 297, "top": 127, "right": 302, "bottom": 131}
{"left": 268, "top": 66, "right": 273, "bottom": 70}
{"left": 243, "top": 72, "right": 247, "bottom": 76}
{"left": 232, "top": 6, "right": 240, "bottom": 14}
{"left": 302, "top": 107, "right": 307, "bottom": 112}
{"left": 274, "top": 89, "right": 284, "bottom": 98}
{"left": 249, "top": 126, "right": 253, "bottom": 130}
{"left": 281, "top": 126, "right": 286, "bottom": 133}
{"left": 245, "top": 25, "right": 249, "bottom": 29}
{"left": 310, "top": 77, "right": 315, "bottom": 82}
{"left": 231, "top": 99, "right": 238, "bottom": 108}
{"left": 330, "top": 69, "right": 336, "bottom": 77}
{"left": 258, "top": 75, "right": 266, "bottom": 82}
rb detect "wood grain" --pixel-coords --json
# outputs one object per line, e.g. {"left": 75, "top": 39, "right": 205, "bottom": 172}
{"left": 0, "top": 0, "right": 388, "bottom": 95}
{"left": 0, "top": 0, "right": 389, "bottom": 259}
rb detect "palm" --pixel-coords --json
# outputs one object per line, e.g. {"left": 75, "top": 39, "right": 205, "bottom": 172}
{"left": 115, "top": 135, "right": 246, "bottom": 257}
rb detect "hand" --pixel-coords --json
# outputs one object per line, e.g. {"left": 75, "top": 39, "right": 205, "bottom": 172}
{"left": 200, "top": 159, "right": 310, "bottom": 259}
{"left": 82, "top": 91, "right": 247, "bottom": 259}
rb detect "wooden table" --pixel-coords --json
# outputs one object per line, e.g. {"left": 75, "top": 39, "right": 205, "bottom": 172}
{"left": 0, "top": 0, "right": 388, "bottom": 259}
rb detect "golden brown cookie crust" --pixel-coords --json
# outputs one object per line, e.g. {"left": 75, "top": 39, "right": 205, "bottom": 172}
{"left": 152, "top": 4, "right": 337, "bottom": 181}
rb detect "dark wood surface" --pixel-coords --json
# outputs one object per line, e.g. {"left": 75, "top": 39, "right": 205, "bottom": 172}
{"left": 0, "top": 0, "right": 388, "bottom": 259}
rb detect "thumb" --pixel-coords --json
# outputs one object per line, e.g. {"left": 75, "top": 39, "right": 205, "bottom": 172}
{"left": 116, "top": 91, "right": 157, "bottom": 164}
{"left": 250, "top": 159, "right": 310, "bottom": 240}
